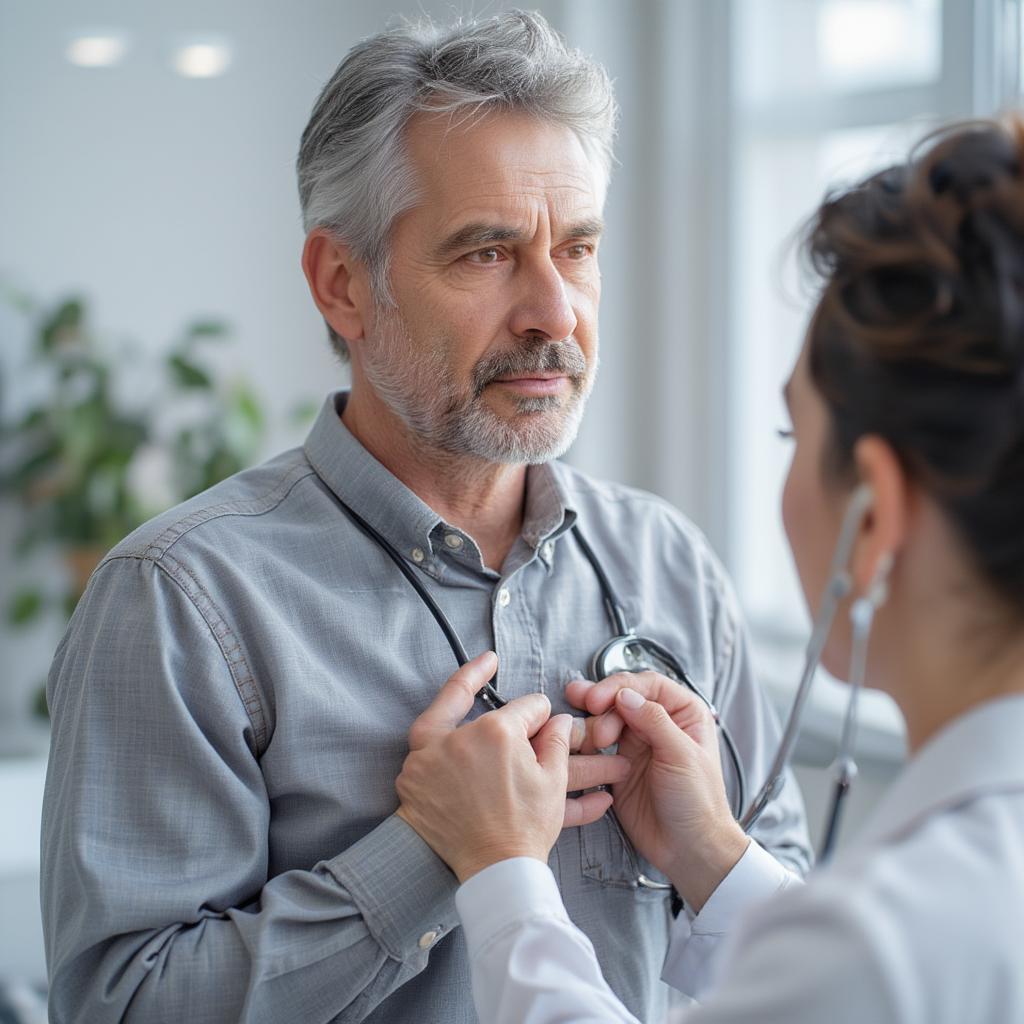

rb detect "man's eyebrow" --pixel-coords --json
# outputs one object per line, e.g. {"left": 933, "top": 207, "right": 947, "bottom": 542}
{"left": 782, "top": 379, "right": 793, "bottom": 410}
{"left": 432, "top": 224, "right": 525, "bottom": 260}
{"left": 432, "top": 217, "right": 606, "bottom": 261}
{"left": 563, "top": 217, "right": 605, "bottom": 241}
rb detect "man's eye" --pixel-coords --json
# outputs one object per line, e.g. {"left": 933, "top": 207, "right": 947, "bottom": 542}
{"left": 564, "top": 244, "right": 593, "bottom": 259}
{"left": 466, "top": 248, "right": 503, "bottom": 264}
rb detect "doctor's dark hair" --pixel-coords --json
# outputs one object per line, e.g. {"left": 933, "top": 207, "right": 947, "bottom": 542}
{"left": 296, "top": 10, "right": 617, "bottom": 361}
{"left": 804, "top": 115, "right": 1024, "bottom": 613}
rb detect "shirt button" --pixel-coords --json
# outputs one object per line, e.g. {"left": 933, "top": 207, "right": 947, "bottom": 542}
{"left": 542, "top": 541, "right": 554, "bottom": 560}
{"left": 497, "top": 587, "right": 511, "bottom": 608}
{"left": 444, "top": 533, "right": 464, "bottom": 550}
{"left": 411, "top": 547, "right": 425, "bottom": 563}
{"left": 418, "top": 929, "right": 440, "bottom": 949}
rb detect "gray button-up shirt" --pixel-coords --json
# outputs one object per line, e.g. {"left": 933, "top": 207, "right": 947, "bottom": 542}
{"left": 42, "top": 391, "right": 810, "bottom": 1024}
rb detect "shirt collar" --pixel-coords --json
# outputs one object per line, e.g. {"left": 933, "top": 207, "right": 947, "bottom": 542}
{"left": 303, "top": 390, "right": 577, "bottom": 567}
{"left": 523, "top": 462, "right": 577, "bottom": 551}
{"left": 303, "top": 392, "right": 444, "bottom": 564}
{"left": 853, "top": 693, "right": 1024, "bottom": 851}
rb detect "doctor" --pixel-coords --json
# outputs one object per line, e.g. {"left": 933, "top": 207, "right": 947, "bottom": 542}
{"left": 394, "top": 116, "right": 1024, "bottom": 1022}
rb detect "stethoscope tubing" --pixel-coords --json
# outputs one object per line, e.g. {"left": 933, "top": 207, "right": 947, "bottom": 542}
{"left": 337, "top": 484, "right": 876, "bottom": 866}
{"left": 335, "top": 497, "right": 747, "bottom": 818}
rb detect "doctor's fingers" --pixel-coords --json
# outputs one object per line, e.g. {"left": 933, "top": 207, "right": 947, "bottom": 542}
{"left": 566, "top": 752, "right": 631, "bottom": 792}
{"left": 568, "top": 672, "right": 711, "bottom": 734}
{"left": 407, "top": 651, "right": 498, "bottom": 749}
{"left": 613, "top": 689, "right": 704, "bottom": 765}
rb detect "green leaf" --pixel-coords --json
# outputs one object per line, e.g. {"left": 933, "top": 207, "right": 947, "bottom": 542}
{"left": 17, "top": 407, "right": 48, "bottom": 432}
{"left": 40, "top": 297, "right": 86, "bottom": 352}
{"left": 0, "top": 282, "right": 35, "bottom": 314}
{"left": 289, "top": 399, "right": 320, "bottom": 426}
{"left": 234, "top": 388, "right": 264, "bottom": 431}
{"left": 186, "top": 319, "right": 229, "bottom": 339}
{"left": 3, "top": 442, "right": 63, "bottom": 493}
{"left": 168, "top": 354, "right": 213, "bottom": 390}
{"left": 8, "top": 587, "right": 45, "bottom": 626}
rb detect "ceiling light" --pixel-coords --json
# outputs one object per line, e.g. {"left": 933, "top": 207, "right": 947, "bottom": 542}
{"left": 66, "top": 34, "right": 128, "bottom": 68}
{"left": 172, "top": 42, "right": 232, "bottom": 79}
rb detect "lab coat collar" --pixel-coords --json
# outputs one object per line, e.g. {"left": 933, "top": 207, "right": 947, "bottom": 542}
{"left": 852, "top": 693, "right": 1024, "bottom": 852}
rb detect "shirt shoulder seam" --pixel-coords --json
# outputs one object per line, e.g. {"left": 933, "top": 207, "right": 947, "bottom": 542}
{"left": 157, "top": 550, "right": 269, "bottom": 754}
{"left": 123, "top": 461, "right": 317, "bottom": 562}
{"left": 96, "top": 549, "right": 270, "bottom": 756}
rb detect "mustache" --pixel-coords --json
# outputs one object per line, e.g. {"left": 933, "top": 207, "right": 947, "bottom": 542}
{"left": 472, "top": 340, "right": 588, "bottom": 396}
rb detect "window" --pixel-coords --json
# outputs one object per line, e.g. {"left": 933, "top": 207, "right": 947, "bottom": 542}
{"left": 727, "top": 0, "right": 1020, "bottom": 643}
{"left": 724, "top": 0, "right": 1024, "bottom": 756}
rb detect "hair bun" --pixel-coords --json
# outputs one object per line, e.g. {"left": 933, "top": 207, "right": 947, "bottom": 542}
{"left": 805, "top": 116, "right": 1024, "bottom": 612}
{"left": 926, "top": 127, "right": 1019, "bottom": 204}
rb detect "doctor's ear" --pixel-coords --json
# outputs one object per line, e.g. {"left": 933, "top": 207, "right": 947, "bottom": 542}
{"left": 301, "top": 230, "right": 372, "bottom": 344}
{"left": 849, "top": 436, "right": 908, "bottom": 597}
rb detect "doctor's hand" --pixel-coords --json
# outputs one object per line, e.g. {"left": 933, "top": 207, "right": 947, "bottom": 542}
{"left": 395, "top": 652, "right": 631, "bottom": 882}
{"left": 566, "top": 672, "right": 750, "bottom": 912}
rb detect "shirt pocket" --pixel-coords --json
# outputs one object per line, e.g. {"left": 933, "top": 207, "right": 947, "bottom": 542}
{"left": 580, "top": 808, "right": 674, "bottom": 897}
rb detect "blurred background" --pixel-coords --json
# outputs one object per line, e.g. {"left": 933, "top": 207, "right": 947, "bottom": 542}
{"left": 2, "top": 0, "right": 1023, "bottom": 1004}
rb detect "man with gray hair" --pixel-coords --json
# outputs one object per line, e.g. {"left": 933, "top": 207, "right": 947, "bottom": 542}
{"left": 41, "top": 11, "right": 810, "bottom": 1023}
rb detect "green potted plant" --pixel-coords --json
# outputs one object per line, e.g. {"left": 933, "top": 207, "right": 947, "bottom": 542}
{"left": 0, "top": 289, "right": 301, "bottom": 718}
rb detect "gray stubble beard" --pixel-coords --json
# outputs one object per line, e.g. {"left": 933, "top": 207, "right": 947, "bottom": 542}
{"left": 361, "top": 304, "right": 598, "bottom": 465}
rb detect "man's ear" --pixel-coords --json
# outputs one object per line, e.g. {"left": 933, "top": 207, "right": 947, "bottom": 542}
{"left": 301, "top": 229, "right": 371, "bottom": 343}
{"left": 849, "top": 435, "right": 909, "bottom": 596}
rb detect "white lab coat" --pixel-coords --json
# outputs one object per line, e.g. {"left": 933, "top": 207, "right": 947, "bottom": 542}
{"left": 456, "top": 694, "right": 1024, "bottom": 1023}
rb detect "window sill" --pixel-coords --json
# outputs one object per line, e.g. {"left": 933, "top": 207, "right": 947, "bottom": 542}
{"left": 750, "top": 626, "right": 907, "bottom": 772}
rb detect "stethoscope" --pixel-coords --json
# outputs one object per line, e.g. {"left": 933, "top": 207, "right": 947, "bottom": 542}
{"left": 739, "top": 484, "right": 886, "bottom": 861}
{"left": 336, "top": 498, "right": 747, "bottom": 821}
{"left": 338, "top": 484, "right": 883, "bottom": 863}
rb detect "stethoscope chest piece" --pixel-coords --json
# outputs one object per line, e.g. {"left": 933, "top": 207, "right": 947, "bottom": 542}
{"left": 590, "top": 633, "right": 683, "bottom": 683}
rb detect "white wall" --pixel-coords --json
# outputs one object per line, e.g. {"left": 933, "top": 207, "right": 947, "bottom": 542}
{"left": 0, "top": 0, "right": 731, "bottom": 736}
{"left": 0, "top": 0, "right": 909, "bottom": 989}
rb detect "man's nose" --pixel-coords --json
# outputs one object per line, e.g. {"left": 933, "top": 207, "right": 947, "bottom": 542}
{"left": 508, "top": 259, "right": 579, "bottom": 342}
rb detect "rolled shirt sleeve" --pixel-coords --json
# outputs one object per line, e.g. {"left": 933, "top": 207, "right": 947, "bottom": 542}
{"left": 42, "top": 555, "right": 459, "bottom": 1024}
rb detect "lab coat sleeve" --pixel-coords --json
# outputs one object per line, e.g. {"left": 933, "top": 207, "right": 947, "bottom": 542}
{"left": 458, "top": 859, "right": 902, "bottom": 1024}
{"left": 662, "top": 837, "right": 801, "bottom": 996}
{"left": 673, "top": 871, "right": 908, "bottom": 1024}
{"left": 662, "top": 557, "right": 813, "bottom": 998}
{"left": 456, "top": 858, "right": 641, "bottom": 1024}
{"left": 42, "top": 555, "right": 460, "bottom": 1024}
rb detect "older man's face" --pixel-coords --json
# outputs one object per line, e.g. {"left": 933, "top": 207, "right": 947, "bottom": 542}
{"left": 360, "top": 110, "right": 604, "bottom": 464}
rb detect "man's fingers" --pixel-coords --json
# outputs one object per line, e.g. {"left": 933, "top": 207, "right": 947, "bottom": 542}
{"left": 565, "top": 706, "right": 623, "bottom": 755}
{"left": 563, "top": 790, "right": 614, "bottom": 828}
{"left": 567, "top": 753, "right": 631, "bottom": 792}
{"left": 497, "top": 691, "right": 554, "bottom": 740}
{"left": 566, "top": 673, "right": 668, "bottom": 716}
{"left": 588, "top": 709, "right": 625, "bottom": 750}
{"left": 565, "top": 678, "right": 596, "bottom": 713}
{"left": 408, "top": 651, "right": 497, "bottom": 749}
{"left": 567, "top": 672, "right": 706, "bottom": 723}
{"left": 568, "top": 717, "right": 587, "bottom": 752}
{"left": 533, "top": 713, "right": 574, "bottom": 772}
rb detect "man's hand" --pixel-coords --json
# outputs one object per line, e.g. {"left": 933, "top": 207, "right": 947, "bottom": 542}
{"left": 566, "top": 672, "right": 750, "bottom": 912}
{"left": 396, "top": 652, "right": 631, "bottom": 882}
